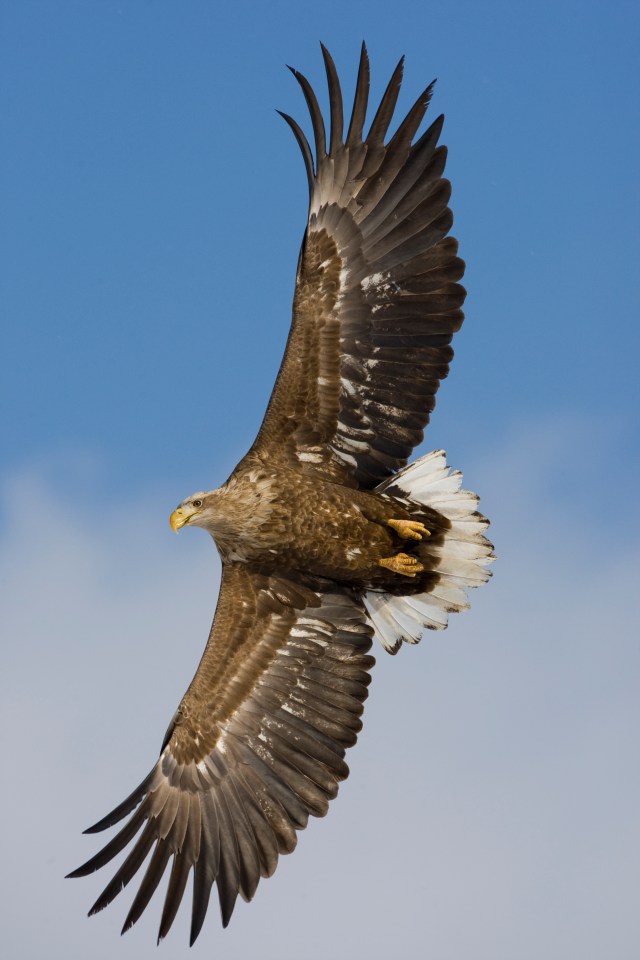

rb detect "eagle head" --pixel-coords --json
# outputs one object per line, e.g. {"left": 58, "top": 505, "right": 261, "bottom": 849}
{"left": 169, "top": 492, "right": 214, "bottom": 532}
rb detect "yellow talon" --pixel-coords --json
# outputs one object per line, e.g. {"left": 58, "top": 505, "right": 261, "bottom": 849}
{"left": 387, "top": 518, "right": 430, "bottom": 540}
{"left": 378, "top": 553, "right": 425, "bottom": 577}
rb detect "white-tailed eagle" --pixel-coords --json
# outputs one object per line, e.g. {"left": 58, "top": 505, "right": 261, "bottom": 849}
{"left": 69, "top": 44, "right": 493, "bottom": 945}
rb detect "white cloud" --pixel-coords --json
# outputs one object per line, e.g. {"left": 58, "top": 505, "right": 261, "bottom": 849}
{"left": 1, "top": 421, "right": 638, "bottom": 958}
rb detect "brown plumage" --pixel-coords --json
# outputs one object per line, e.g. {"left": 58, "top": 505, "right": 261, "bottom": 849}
{"left": 68, "top": 44, "right": 493, "bottom": 945}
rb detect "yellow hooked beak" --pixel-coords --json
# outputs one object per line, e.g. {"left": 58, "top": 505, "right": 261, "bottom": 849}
{"left": 170, "top": 507, "right": 192, "bottom": 532}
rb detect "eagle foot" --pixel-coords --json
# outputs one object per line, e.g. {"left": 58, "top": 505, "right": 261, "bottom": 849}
{"left": 387, "top": 518, "right": 430, "bottom": 540}
{"left": 378, "top": 553, "right": 425, "bottom": 577}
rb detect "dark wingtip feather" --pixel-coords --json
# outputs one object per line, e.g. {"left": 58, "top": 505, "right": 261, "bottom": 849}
{"left": 366, "top": 54, "right": 405, "bottom": 146}
{"left": 287, "top": 64, "right": 327, "bottom": 163}
{"left": 189, "top": 909, "right": 205, "bottom": 947}
{"left": 82, "top": 823, "right": 104, "bottom": 835}
{"left": 67, "top": 806, "right": 148, "bottom": 878}
{"left": 346, "top": 42, "right": 370, "bottom": 146}
{"left": 190, "top": 857, "right": 215, "bottom": 946}
{"left": 276, "top": 110, "right": 315, "bottom": 201}
{"left": 120, "top": 840, "right": 173, "bottom": 936}
{"left": 86, "top": 821, "right": 158, "bottom": 916}
{"left": 320, "top": 43, "right": 344, "bottom": 154}
{"left": 158, "top": 853, "right": 191, "bottom": 944}
{"left": 82, "top": 772, "right": 153, "bottom": 833}
{"left": 410, "top": 113, "right": 445, "bottom": 160}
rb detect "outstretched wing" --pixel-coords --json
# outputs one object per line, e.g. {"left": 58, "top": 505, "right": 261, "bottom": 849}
{"left": 251, "top": 44, "right": 466, "bottom": 488}
{"left": 68, "top": 564, "right": 373, "bottom": 944}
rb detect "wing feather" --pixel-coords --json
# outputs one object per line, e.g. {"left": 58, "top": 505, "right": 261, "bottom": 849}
{"left": 158, "top": 850, "right": 191, "bottom": 943}
{"left": 345, "top": 42, "right": 370, "bottom": 147}
{"left": 121, "top": 837, "right": 173, "bottom": 934}
{"left": 321, "top": 44, "right": 343, "bottom": 155}
{"left": 251, "top": 46, "right": 465, "bottom": 487}
{"left": 364, "top": 55, "right": 404, "bottom": 152}
{"left": 276, "top": 111, "right": 314, "bottom": 199}
{"left": 69, "top": 564, "right": 373, "bottom": 942}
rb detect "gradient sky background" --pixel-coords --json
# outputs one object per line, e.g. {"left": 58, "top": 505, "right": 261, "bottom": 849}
{"left": 1, "top": 1, "right": 639, "bottom": 957}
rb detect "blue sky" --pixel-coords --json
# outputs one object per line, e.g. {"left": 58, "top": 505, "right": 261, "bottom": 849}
{"left": 3, "top": 0, "right": 638, "bottom": 500}
{"left": 1, "top": 1, "right": 639, "bottom": 957}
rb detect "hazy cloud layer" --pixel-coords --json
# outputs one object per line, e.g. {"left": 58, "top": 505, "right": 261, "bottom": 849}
{"left": 2, "top": 421, "right": 639, "bottom": 959}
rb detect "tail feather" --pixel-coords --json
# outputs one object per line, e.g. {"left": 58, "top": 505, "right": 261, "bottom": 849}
{"left": 365, "top": 450, "right": 493, "bottom": 654}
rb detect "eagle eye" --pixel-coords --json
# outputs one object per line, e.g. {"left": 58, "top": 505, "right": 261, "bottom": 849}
{"left": 192, "top": 499, "right": 203, "bottom": 508}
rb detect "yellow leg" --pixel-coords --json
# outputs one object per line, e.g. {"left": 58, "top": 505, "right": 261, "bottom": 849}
{"left": 387, "top": 518, "right": 430, "bottom": 540}
{"left": 378, "top": 553, "right": 425, "bottom": 577}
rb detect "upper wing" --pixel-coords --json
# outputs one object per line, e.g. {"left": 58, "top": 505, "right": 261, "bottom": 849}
{"left": 251, "top": 44, "right": 466, "bottom": 488}
{"left": 68, "top": 564, "right": 373, "bottom": 944}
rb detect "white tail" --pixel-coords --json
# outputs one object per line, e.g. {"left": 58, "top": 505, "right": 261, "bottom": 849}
{"left": 363, "top": 450, "right": 494, "bottom": 654}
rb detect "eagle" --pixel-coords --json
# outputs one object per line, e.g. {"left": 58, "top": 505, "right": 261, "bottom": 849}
{"left": 69, "top": 44, "right": 493, "bottom": 945}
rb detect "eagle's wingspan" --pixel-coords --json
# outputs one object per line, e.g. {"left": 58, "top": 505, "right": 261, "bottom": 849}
{"left": 251, "top": 44, "right": 465, "bottom": 488}
{"left": 68, "top": 564, "right": 373, "bottom": 944}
